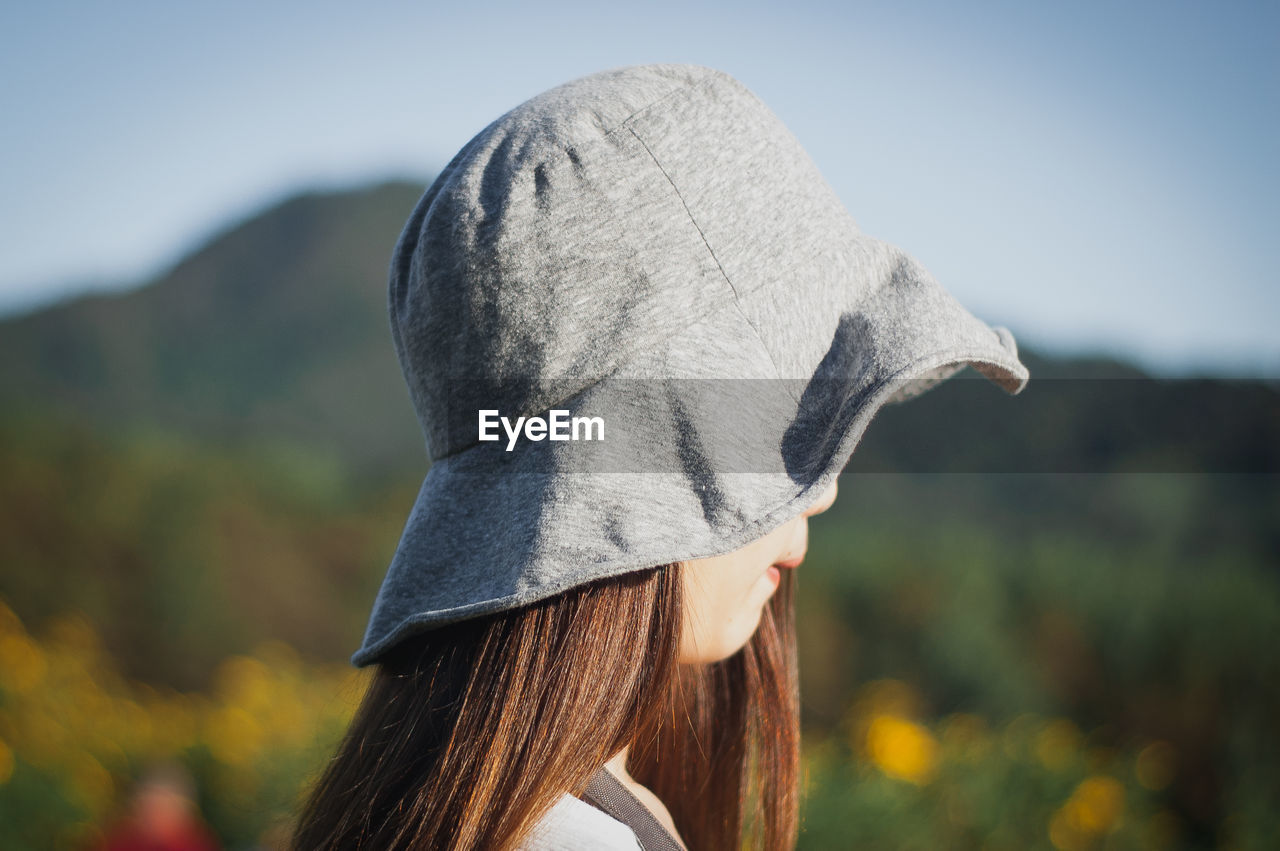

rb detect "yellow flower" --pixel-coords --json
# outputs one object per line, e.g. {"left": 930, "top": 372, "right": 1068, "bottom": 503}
{"left": 214, "top": 655, "right": 274, "bottom": 714}
{"left": 205, "top": 705, "right": 264, "bottom": 767}
{"left": 0, "top": 633, "right": 47, "bottom": 695}
{"left": 1050, "top": 774, "right": 1126, "bottom": 849}
{"left": 1035, "top": 719, "right": 1083, "bottom": 771}
{"left": 865, "top": 714, "right": 938, "bottom": 784}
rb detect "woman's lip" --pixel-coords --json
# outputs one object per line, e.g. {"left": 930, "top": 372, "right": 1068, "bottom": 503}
{"left": 774, "top": 556, "right": 804, "bottom": 569}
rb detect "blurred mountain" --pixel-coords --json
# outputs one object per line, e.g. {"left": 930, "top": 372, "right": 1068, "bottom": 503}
{"left": 0, "top": 181, "right": 429, "bottom": 476}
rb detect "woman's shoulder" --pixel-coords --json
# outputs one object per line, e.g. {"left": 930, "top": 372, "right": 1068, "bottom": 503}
{"left": 517, "top": 792, "right": 643, "bottom": 850}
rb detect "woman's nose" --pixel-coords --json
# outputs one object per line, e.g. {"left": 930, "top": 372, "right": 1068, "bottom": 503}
{"left": 802, "top": 480, "right": 839, "bottom": 518}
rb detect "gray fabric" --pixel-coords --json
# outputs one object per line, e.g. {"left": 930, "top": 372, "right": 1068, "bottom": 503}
{"left": 517, "top": 793, "right": 642, "bottom": 850}
{"left": 582, "top": 767, "right": 684, "bottom": 850}
{"left": 352, "top": 63, "right": 1029, "bottom": 667}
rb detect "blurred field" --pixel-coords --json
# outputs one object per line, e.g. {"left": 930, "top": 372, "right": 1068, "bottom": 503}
{"left": 794, "top": 473, "right": 1279, "bottom": 850}
{"left": 1, "top": 434, "right": 1275, "bottom": 848}
{"left": 0, "top": 600, "right": 367, "bottom": 849}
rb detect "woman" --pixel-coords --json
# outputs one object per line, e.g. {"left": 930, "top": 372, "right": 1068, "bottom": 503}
{"left": 291, "top": 63, "right": 1028, "bottom": 850}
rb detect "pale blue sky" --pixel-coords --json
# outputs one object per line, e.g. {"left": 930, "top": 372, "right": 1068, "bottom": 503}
{"left": 1, "top": 0, "right": 1276, "bottom": 374}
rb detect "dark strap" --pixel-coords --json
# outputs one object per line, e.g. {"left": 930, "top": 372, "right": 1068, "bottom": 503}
{"left": 580, "top": 767, "right": 685, "bottom": 851}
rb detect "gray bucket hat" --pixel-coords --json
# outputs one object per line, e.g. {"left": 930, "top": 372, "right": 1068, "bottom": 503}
{"left": 351, "top": 63, "right": 1029, "bottom": 667}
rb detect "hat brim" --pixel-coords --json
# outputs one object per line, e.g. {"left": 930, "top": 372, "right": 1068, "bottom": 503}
{"left": 350, "top": 233, "right": 1027, "bottom": 668}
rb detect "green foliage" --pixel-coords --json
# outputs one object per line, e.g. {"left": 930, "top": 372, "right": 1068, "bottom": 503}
{"left": 0, "top": 415, "right": 410, "bottom": 690}
{"left": 798, "top": 473, "right": 1280, "bottom": 849}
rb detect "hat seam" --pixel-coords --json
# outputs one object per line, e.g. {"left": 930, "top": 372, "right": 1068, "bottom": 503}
{"left": 625, "top": 124, "right": 800, "bottom": 411}
{"left": 417, "top": 76, "right": 785, "bottom": 465}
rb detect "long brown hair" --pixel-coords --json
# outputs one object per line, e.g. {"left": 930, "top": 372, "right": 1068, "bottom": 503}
{"left": 291, "top": 561, "right": 799, "bottom": 850}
